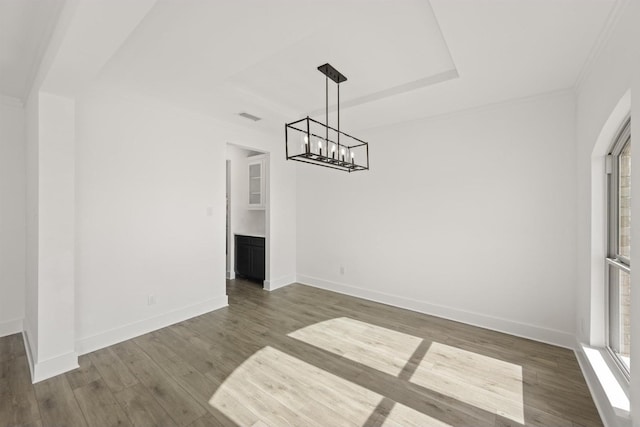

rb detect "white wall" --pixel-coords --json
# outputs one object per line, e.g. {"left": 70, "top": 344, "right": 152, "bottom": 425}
{"left": 297, "top": 91, "right": 577, "bottom": 347}
{"left": 226, "top": 144, "right": 266, "bottom": 277}
{"left": 573, "top": 1, "right": 638, "bottom": 424}
{"left": 25, "top": 91, "right": 39, "bottom": 358}
{"left": 0, "top": 98, "right": 26, "bottom": 337}
{"left": 16, "top": 0, "right": 297, "bottom": 380}
{"left": 37, "top": 92, "right": 77, "bottom": 377}
{"left": 23, "top": 91, "right": 78, "bottom": 381}
{"left": 74, "top": 87, "right": 297, "bottom": 353}
{"left": 575, "top": 3, "right": 635, "bottom": 347}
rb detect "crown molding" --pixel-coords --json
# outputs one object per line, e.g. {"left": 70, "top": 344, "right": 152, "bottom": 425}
{"left": 574, "top": 0, "right": 631, "bottom": 91}
{"left": 358, "top": 87, "right": 574, "bottom": 134}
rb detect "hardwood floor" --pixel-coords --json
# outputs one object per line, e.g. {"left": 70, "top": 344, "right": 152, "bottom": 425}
{"left": 1, "top": 279, "right": 602, "bottom": 426}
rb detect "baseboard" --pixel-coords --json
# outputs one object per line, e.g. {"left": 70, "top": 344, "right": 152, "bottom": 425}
{"left": 21, "top": 321, "right": 79, "bottom": 383}
{"left": 22, "top": 328, "right": 35, "bottom": 381}
{"left": 574, "top": 341, "right": 631, "bottom": 427}
{"left": 76, "top": 295, "right": 228, "bottom": 355}
{"left": 0, "top": 317, "right": 23, "bottom": 338}
{"left": 32, "top": 351, "right": 79, "bottom": 383}
{"left": 20, "top": 319, "right": 79, "bottom": 383}
{"left": 297, "top": 274, "right": 575, "bottom": 349}
{"left": 264, "top": 274, "right": 296, "bottom": 291}
{"left": 226, "top": 271, "right": 236, "bottom": 280}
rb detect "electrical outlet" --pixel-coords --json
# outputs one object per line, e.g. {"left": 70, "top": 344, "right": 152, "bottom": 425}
{"left": 339, "top": 265, "right": 345, "bottom": 275}
{"left": 148, "top": 295, "right": 156, "bottom": 306}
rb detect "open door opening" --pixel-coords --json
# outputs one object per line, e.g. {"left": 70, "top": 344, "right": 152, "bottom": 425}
{"left": 225, "top": 143, "right": 269, "bottom": 291}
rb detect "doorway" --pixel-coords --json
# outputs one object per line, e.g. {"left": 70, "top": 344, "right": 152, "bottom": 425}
{"left": 225, "top": 143, "right": 269, "bottom": 288}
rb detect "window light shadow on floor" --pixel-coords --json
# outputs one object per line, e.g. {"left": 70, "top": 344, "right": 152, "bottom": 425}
{"left": 288, "top": 317, "right": 423, "bottom": 376}
{"left": 411, "top": 342, "right": 524, "bottom": 424}
{"left": 209, "top": 345, "right": 452, "bottom": 427}
{"left": 209, "top": 316, "right": 525, "bottom": 426}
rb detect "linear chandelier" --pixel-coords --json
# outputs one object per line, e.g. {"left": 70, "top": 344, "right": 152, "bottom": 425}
{"left": 285, "top": 63, "right": 369, "bottom": 173}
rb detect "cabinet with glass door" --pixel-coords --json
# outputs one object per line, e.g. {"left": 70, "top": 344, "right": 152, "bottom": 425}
{"left": 248, "top": 156, "right": 265, "bottom": 210}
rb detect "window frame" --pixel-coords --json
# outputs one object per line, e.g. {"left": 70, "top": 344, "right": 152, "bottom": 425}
{"left": 605, "top": 117, "right": 631, "bottom": 380}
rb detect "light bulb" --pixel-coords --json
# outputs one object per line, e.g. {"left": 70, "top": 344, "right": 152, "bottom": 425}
{"left": 341, "top": 148, "right": 345, "bottom": 155}
{"left": 351, "top": 152, "right": 355, "bottom": 159}
{"left": 304, "top": 135, "right": 308, "bottom": 144}
{"left": 318, "top": 141, "right": 322, "bottom": 149}
{"left": 331, "top": 144, "right": 336, "bottom": 153}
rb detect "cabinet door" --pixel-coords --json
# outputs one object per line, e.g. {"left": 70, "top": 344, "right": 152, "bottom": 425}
{"left": 236, "top": 242, "right": 252, "bottom": 276}
{"left": 251, "top": 245, "right": 266, "bottom": 281}
{"left": 248, "top": 161, "right": 263, "bottom": 209}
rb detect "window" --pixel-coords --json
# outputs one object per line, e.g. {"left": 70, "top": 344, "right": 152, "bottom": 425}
{"left": 606, "top": 118, "right": 631, "bottom": 376}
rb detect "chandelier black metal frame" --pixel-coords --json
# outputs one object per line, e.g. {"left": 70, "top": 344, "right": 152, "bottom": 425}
{"left": 285, "top": 63, "right": 369, "bottom": 173}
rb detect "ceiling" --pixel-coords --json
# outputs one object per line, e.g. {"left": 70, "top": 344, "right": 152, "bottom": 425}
{"left": 0, "top": 0, "right": 63, "bottom": 100}
{"left": 95, "top": 0, "right": 616, "bottom": 132}
{"left": 1, "top": 0, "right": 617, "bottom": 132}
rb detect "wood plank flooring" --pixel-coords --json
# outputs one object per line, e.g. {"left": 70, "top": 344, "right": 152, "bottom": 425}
{"left": 1, "top": 279, "right": 603, "bottom": 426}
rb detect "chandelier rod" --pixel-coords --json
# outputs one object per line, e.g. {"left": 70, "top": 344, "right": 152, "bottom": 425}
{"left": 338, "top": 82, "right": 341, "bottom": 149}
{"left": 326, "top": 76, "right": 329, "bottom": 146}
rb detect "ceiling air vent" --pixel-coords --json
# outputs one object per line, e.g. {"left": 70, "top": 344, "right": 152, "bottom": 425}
{"left": 238, "top": 112, "right": 262, "bottom": 122}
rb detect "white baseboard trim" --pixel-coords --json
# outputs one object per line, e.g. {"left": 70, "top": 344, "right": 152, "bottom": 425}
{"left": 227, "top": 271, "right": 236, "bottom": 280}
{"left": 22, "top": 322, "right": 79, "bottom": 383}
{"left": 574, "top": 341, "right": 631, "bottom": 427}
{"left": 297, "top": 274, "right": 575, "bottom": 349}
{"left": 76, "top": 295, "right": 228, "bottom": 355}
{"left": 32, "top": 351, "right": 79, "bottom": 383}
{"left": 22, "top": 328, "right": 35, "bottom": 382}
{"left": 264, "top": 274, "right": 296, "bottom": 291}
{"left": 0, "top": 317, "right": 23, "bottom": 337}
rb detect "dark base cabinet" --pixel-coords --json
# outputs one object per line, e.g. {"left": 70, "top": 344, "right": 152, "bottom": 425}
{"left": 235, "top": 235, "right": 265, "bottom": 283}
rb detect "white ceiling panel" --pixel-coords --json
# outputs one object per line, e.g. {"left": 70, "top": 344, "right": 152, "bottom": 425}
{"left": 94, "top": 0, "right": 616, "bottom": 132}
{"left": 225, "top": 0, "right": 456, "bottom": 115}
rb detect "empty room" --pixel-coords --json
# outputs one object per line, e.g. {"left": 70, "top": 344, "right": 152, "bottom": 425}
{"left": 0, "top": 0, "right": 638, "bottom": 426}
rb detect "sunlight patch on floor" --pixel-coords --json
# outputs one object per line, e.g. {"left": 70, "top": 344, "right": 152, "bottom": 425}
{"left": 287, "top": 317, "right": 423, "bottom": 376}
{"left": 410, "top": 342, "right": 524, "bottom": 423}
{"left": 209, "top": 346, "right": 451, "bottom": 427}
{"left": 383, "top": 402, "right": 452, "bottom": 427}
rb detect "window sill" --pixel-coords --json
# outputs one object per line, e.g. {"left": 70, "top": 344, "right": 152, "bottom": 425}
{"left": 577, "top": 343, "right": 630, "bottom": 426}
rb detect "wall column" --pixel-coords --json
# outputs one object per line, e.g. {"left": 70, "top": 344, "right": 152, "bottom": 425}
{"left": 24, "top": 92, "right": 77, "bottom": 382}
